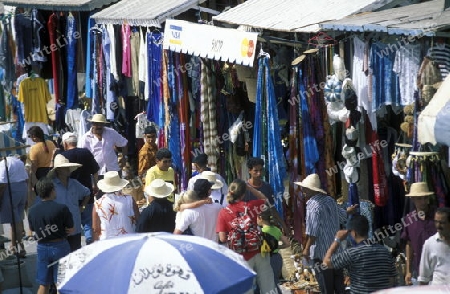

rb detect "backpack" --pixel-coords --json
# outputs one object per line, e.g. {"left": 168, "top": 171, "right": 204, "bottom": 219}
{"left": 226, "top": 206, "right": 261, "bottom": 253}
{"left": 261, "top": 232, "right": 279, "bottom": 254}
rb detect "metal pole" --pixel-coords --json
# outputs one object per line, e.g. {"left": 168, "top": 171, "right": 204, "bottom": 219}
{"left": 4, "top": 157, "right": 24, "bottom": 294}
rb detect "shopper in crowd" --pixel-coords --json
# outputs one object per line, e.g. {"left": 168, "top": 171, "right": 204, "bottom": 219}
{"left": 136, "top": 179, "right": 176, "bottom": 233}
{"left": 188, "top": 154, "right": 228, "bottom": 206}
{"left": 295, "top": 173, "right": 357, "bottom": 294}
{"left": 92, "top": 171, "right": 139, "bottom": 240}
{"left": 216, "top": 179, "right": 277, "bottom": 294}
{"left": 144, "top": 148, "right": 176, "bottom": 202}
{"left": 191, "top": 153, "right": 210, "bottom": 177}
{"left": 257, "top": 208, "right": 290, "bottom": 291}
{"left": 27, "top": 125, "right": 56, "bottom": 181}
{"left": 28, "top": 177, "right": 73, "bottom": 294}
{"left": 174, "top": 179, "right": 222, "bottom": 241}
{"left": 60, "top": 132, "right": 100, "bottom": 245}
{"left": 0, "top": 155, "right": 29, "bottom": 257}
{"left": 401, "top": 182, "right": 436, "bottom": 285}
{"left": 79, "top": 114, "right": 128, "bottom": 179}
{"left": 47, "top": 154, "right": 90, "bottom": 252}
{"left": 138, "top": 125, "right": 158, "bottom": 181}
{"left": 418, "top": 207, "right": 450, "bottom": 285}
{"left": 244, "top": 157, "right": 290, "bottom": 237}
{"left": 322, "top": 215, "right": 397, "bottom": 293}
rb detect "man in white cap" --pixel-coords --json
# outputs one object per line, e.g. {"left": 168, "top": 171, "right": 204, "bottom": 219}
{"left": 188, "top": 170, "right": 228, "bottom": 206}
{"left": 61, "top": 132, "right": 100, "bottom": 245}
{"left": 48, "top": 154, "right": 91, "bottom": 252}
{"left": 294, "top": 173, "right": 357, "bottom": 294}
{"left": 135, "top": 179, "right": 176, "bottom": 233}
{"left": 401, "top": 182, "right": 436, "bottom": 285}
{"left": 79, "top": 114, "right": 128, "bottom": 179}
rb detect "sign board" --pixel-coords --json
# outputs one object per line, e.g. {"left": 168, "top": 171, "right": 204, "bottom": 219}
{"left": 163, "top": 19, "right": 258, "bottom": 67}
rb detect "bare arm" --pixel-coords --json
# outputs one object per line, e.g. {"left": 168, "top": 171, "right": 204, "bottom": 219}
{"left": 405, "top": 242, "right": 413, "bottom": 285}
{"left": 179, "top": 198, "right": 212, "bottom": 212}
{"left": 173, "top": 229, "right": 183, "bottom": 235}
{"left": 218, "top": 232, "right": 227, "bottom": 243}
{"left": 278, "top": 235, "right": 291, "bottom": 249}
{"left": 246, "top": 183, "right": 267, "bottom": 200}
{"left": 92, "top": 205, "right": 101, "bottom": 241}
{"left": 132, "top": 199, "right": 140, "bottom": 221}
{"left": 302, "top": 235, "right": 316, "bottom": 261}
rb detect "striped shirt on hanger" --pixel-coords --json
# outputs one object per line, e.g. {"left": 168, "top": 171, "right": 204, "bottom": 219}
{"left": 306, "top": 194, "right": 347, "bottom": 260}
{"left": 331, "top": 243, "right": 397, "bottom": 293}
{"left": 427, "top": 43, "right": 450, "bottom": 79}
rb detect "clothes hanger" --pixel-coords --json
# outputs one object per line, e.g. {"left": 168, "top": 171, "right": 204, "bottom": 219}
{"left": 257, "top": 45, "right": 270, "bottom": 59}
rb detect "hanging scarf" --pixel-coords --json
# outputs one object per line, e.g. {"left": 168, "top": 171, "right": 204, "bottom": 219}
{"left": 371, "top": 130, "right": 388, "bottom": 207}
{"left": 252, "top": 60, "right": 264, "bottom": 157}
{"left": 200, "top": 59, "right": 218, "bottom": 171}
{"left": 147, "top": 31, "right": 163, "bottom": 125}
{"left": 167, "top": 52, "right": 181, "bottom": 180}
{"left": 178, "top": 53, "right": 191, "bottom": 190}
{"left": 298, "top": 68, "right": 319, "bottom": 175}
{"left": 256, "top": 56, "right": 286, "bottom": 217}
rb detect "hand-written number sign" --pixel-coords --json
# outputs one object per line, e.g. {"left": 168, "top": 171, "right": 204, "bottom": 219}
{"left": 132, "top": 264, "right": 192, "bottom": 286}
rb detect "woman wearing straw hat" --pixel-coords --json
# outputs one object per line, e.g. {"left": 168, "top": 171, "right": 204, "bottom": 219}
{"left": 135, "top": 179, "right": 176, "bottom": 233}
{"left": 92, "top": 171, "right": 140, "bottom": 241}
{"left": 48, "top": 154, "right": 90, "bottom": 252}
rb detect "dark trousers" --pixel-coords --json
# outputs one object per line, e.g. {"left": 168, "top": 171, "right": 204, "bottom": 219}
{"left": 67, "top": 233, "right": 81, "bottom": 252}
{"left": 313, "top": 259, "right": 345, "bottom": 294}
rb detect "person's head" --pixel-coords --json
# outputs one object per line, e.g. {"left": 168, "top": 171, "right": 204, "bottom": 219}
{"left": 193, "top": 153, "right": 208, "bottom": 171}
{"left": 144, "top": 179, "right": 175, "bottom": 200}
{"left": 88, "top": 114, "right": 108, "bottom": 135}
{"left": 227, "top": 179, "right": 247, "bottom": 204}
{"left": 294, "top": 174, "right": 327, "bottom": 199}
{"left": 155, "top": 148, "right": 172, "bottom": 171}
{"left": 27, "top": 126, "right": 45, "bottom": 143}
{"left": 257, "top": 207, "right": 274, "bottom": 227}
{"left": 174, "top": 190, "right": 199, "bottom": 212}
{"left": 435, "top": 207, "right": 450, "bottom": 239}
{"left": 97, "top": 171, "right": 129, "bottom": 193}
{"left": 144, "top": 126, "right": 157, "bottom": 144}
{"left": 36, "top": 177, "right": 55, "bottom": 200}
{"left": 50, "top": 154, "right": 82, "bottom": 180}
{"left": 62, "top": 132, "right": 78, "bottom": 150}
{"left": 347, "top": 215, "right": 369, "bottom": 241}
{"left": 406, "top": 182, "right": 433, "bottom": 212}
{"left": 193, "top": 179, "right": 213, "bottom": 199}
{"left": 247, "top": 157, "right": 265, "bottom": 181}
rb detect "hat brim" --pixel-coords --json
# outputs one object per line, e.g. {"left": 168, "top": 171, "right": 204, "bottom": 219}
{"left": 87, "top": 118, "right": 109, "bottom": 124}
{"left": 98, "top": 178, "right": 129, "bottom": 193}
{"left": 145, "top": 182, "right": 175, "bottom": 198}
{"left": 294, "top": 182, "right": 327, "bottom": 194}
{"left": 211, "top": 180, "right": 223, "bottom": 190}
{"left": 405, "top": 191, "right": 434, "bottom": 197}
{"left": 52, "top": 163, "right": 82, "bottom": 173}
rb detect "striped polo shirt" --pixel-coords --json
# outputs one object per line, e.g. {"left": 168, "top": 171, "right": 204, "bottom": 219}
{"left": 428, "top": 43, "right": 450, "bottom": 79}
{"left": 331, "top": 243, "right": 397, "bottom": 293}
{"left": 306, "top": 194, "right": 347, "bottom": 260}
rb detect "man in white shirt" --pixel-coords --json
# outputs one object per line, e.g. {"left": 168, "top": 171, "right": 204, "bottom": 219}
{"left": 79, "top": 114, "right": 128, "bottom": 177}
{"left": 418, "top": 207, "right": 450, "bottom": 285}
{"left": 174, "top": 179, "right": 222, "bottom": 241}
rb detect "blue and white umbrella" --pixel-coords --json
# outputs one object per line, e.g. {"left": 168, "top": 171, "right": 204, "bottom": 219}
{"left": 57, "top": 232, "right": 256, "bottom": 294}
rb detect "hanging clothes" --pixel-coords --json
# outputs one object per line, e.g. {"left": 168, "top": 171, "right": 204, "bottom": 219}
{"left": 200, "top": 59, "right": 218, "bottom": 172}
{"left": 147, "top": 31, "right": 163, "bottom": 124}
{"left": 102, "top": 25, "right": 116, "bottom": 120}
{"left": 0, "top": 19, "right": 15, "bottom": 92}
{"left": 66, "top": 13, "right": 78, "bottom": 109}
{"left": 121, "top": 24, "right": 131, "bottom": 78}
{"left": 393, "top": 43, "right": 421, "bottom": 106}
{"left": 18, "top": 76, "right": 52, "bottom": 123}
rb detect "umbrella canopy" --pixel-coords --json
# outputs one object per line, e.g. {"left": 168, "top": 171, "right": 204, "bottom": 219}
{"left": 57, "top": 232, "right": 256, "bottom": 294}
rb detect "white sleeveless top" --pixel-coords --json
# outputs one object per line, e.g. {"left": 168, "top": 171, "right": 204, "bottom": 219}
{"left": 95, "top": 193, "right": 136, "bottom": 240}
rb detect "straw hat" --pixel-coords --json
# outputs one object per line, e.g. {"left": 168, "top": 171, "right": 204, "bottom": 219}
{"left": 145, "top": 179, "right": 175, "bottom": 198}
{"left": 97, "top": 171, "right": 129, "bottom": 193}
{"left": 200, "top": 171, "right": 223, "bottom": 190}
{"left": 294, "top": 174, "right": 327, "bottom": 194}
{"left": 51, "top": 154, "right": 82, "bottom": 173}
{"left": 405, "top": 182, "right": 434, "bottom": 197}
{"left": 87, "top": 114, "right": 108, "bottom": 124}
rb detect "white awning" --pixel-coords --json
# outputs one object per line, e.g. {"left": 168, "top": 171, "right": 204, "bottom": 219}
{"left": 1, "top": 0, "right": 118, "bottom": 11}
{"left": 213, "top": 0, "right": 396, "bottom": 33}
{"left": 163, "top": 19, "right": 258, "bottom": 67}
{"left": 91, "top": 0, "right": 206, "bottom": 27}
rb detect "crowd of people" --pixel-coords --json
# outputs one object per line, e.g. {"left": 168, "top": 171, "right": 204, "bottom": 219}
{"left": 0, "top": 114, "right": 449, "bottom": 294}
